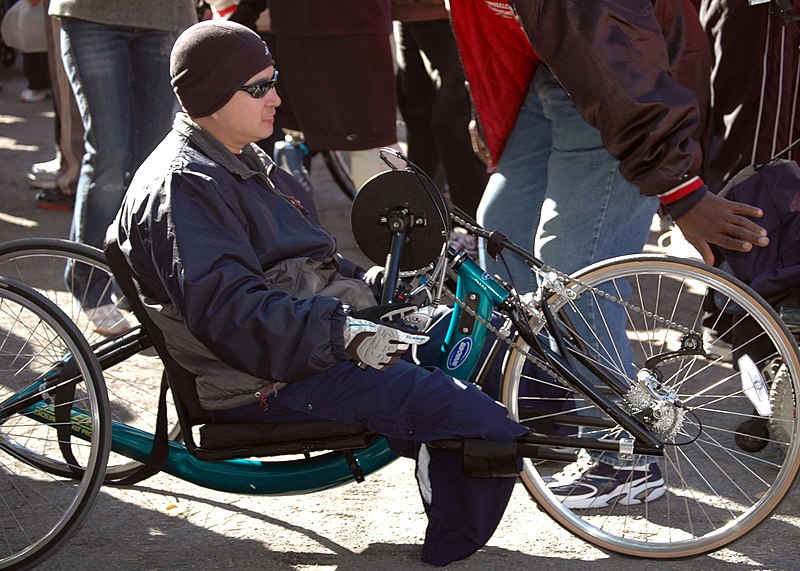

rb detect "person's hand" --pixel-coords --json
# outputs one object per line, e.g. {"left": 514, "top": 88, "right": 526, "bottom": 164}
{"left": 674, "top": 192, "right": 769, "bottom": 265}
{"left": 343, "top": 305, "right": 429, "bottom": 371}
{"left": 468, "top": 118, "right": 491, "bottom": 167}
{"left": 362, "top": 265, "right": 384, "bottom": 288}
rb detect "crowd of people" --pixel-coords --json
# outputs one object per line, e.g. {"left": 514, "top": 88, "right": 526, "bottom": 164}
{"left": 4, "top": 0, "right": 798, "bottom": 566}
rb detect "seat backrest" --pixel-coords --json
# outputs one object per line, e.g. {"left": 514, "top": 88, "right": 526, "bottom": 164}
{"left": 104, "top": 237, "right": 210, "bottom": 453}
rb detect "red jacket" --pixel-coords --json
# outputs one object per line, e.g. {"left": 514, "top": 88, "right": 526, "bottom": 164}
{"left": 450, "top": 0, "right": 710, "bottom": 218}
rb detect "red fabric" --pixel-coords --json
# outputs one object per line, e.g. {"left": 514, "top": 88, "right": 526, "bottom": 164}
{"left": 449, "top": 0, "right": 540, "bottom": 169}
{"left": 658, "top": 176, "right": 704, "bottom": 205}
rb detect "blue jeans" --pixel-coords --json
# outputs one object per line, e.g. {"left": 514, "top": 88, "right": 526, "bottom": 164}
{"left": 60, "top": 18, "right": 177, "bottom": 250}
{"left": 477, "top": 67, "right": 659, "bottom": 468}
{"left": 477, "top": 66, "right": 658, "bottom": 290}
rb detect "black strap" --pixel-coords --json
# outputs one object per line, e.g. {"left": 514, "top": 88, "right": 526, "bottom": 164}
{"left": 109, "top": 371, "right": 171, "bottom": 486}
{"left": 54, "top": 380, "right": 81, "bottom": 475}
{"left": 486, "top": 230, "right": 508, "bottom": 261}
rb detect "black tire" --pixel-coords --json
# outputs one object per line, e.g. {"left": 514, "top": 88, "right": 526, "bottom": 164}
{"left": 0, "top": 278, "right": 110, "bottom": 569}
{"left": 320, "top": 150, "right": 357, "bottom": 199}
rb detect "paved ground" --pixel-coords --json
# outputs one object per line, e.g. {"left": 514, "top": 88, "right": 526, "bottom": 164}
{"left": 1, "top": 57, "right": 799, "bottom": 570}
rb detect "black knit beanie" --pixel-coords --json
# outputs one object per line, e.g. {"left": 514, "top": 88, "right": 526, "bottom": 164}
{"left": 170, "top": 20, "right": 275, "bottom": 118}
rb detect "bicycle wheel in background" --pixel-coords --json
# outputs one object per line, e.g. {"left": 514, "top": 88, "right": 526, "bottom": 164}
{"left": 0, "top": 278, "right": 110, "bottom": 570}
{"left": 501, "top": 255, "right": 800, "bottom": 558}
{"left": 320, "top": 149, "right": 357, "bottom": 199}
{"left": 0, "top": 238, "right": 179, "bottom": 483}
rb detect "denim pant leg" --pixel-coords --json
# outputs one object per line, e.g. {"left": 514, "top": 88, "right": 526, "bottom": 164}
{"left": 477, "top": 78, "right": 549, "bottom": 295}
{"left": 60, "top": 19, "right": 176, "bottom": 250}
{"left": 480, "top": 67, "right": 659, "bottom": 467}
{"left": 535, "top": 68, "right": 659, "bottom": 467}
{"left": 533, "top": 68, "right": 658, "bottom": 273}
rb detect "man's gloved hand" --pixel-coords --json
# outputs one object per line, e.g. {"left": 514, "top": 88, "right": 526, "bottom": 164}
{"left": 362, "top": 265, "right": 384, "bottom": 288}
{"left": 343, "top": 304, "right": 429, "bottom": 371}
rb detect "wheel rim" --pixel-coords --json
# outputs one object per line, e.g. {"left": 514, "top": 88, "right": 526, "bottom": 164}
{"left": 503, "top": 256, "right": 800, "bottom": 557}
{"left": 0, "top": 281, "right": 109, "bottom": 568}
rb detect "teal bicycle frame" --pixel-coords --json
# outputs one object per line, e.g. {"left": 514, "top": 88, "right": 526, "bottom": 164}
{"left": 10, "top": 251, "right": 511, "bottom": 496}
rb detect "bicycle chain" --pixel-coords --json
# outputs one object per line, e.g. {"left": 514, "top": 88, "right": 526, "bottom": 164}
{"left": 449, "top": 214, "right": 693, "bottom": 337}
{"left": 437, "top": 278, "right": 565, "bottom": 383}
{"left": 536, "top": 260, "right": 693, "bottom": 335}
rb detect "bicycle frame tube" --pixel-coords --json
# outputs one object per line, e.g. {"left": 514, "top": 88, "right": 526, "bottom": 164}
{"left": 106, "top": 420, "right": 398, "bottom": 495}
{"left": 436, "top": 254, "right": 509, "bottom": 379}
{"left": 511, "top": 301, "right": 664, "bottom": 452}
{"left": 21, "top": 398, "right": 397, "bottom": 495}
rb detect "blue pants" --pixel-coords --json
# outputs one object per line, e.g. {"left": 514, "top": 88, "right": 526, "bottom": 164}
{"left": 477, "top": 66, "right": 658, "bottom": 291}
{"left": 59, "top": 18, "right": 177, "bottom": 250}
{"left": 477, "top": 66, "right": 659, "bottom": 468}
{"left": 211, "top": 359, "right": 528, "bottom": 566}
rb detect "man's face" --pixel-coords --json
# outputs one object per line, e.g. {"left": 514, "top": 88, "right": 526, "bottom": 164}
{"left": 207, "top": 66, "right": 281, "bottom": 152}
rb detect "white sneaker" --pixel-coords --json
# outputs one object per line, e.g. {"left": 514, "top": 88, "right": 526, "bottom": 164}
{"left": 27, "top": 157, "right": 60, "bottom": 190}
{"left": 19, "top": 88, "right": 50, "bottom": 103}
{"left": 86, "top": 304, "right": 132, "bottom": 336}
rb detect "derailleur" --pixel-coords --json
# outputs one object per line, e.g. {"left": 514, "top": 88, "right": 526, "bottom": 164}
{"left": 624, "top": 332, "right": 705, "bottom": 441}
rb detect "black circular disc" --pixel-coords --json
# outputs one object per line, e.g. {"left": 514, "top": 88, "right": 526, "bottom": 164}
{"left": 351, "top": 169, "right": 449, "bottom": 271}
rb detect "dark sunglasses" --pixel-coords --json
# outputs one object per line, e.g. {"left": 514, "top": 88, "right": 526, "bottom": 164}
{"left": 239, "top": 70, "right": 279, "bottom": 98}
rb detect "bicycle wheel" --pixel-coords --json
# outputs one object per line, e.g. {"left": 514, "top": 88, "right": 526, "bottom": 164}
{"left": 501, "top": 255, "right": 800, "bottom": 558}
{"left": 0, "top": 238, "right": 179, "bottom": 482}
{"left": 0, "top": 278, "right": 110, "bottom": 570}
{"left": 320, "top": 150, "right": 357, "bottom": 199}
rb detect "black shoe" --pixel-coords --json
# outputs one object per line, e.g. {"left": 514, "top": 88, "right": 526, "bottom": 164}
{"left": 35, "top": 189, "right": 74, "bottom": 211}
{"left": 547, "top": 460, "right": 665, "bottom": 509}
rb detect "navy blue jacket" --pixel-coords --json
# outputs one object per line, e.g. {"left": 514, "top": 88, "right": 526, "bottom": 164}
{"left": 113, "top": 114, "right": 354, "bottom": 401}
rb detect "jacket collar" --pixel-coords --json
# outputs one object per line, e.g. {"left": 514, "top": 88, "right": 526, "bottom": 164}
{"left": 172, "top": 112, "right": 276, "bottom": 186}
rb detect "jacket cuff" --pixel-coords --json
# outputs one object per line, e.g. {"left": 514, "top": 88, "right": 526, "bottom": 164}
{"left": 330, "top": 305, "right": 350, "bottom": 362}
{"left": 659, "top": 177, "right": 707, "bottom": 220}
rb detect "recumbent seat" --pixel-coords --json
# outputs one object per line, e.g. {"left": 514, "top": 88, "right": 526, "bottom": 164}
{"left": 103, "top": 237, "right": 376, "bottom": 466}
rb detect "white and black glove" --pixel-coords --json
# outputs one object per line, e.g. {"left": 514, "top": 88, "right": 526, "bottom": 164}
{"left": 343, "top": 304, "right": 429, "bottom": 371}
{"left": 362, "top": 265, "right": 384, "bottom": 288}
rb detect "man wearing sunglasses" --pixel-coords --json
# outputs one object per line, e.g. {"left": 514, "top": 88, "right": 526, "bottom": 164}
{"left": 109, "top": 20, "right": 529, "bottom": 566}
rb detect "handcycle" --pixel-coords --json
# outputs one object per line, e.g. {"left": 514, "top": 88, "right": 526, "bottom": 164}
{"left": 0, "top": 151, "right": 798, "bottom": 568}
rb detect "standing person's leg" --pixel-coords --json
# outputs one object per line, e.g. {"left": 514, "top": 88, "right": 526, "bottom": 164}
{"left": 534, "top": 67, "right": 658, "bottom": 274}
{"left": 60, "top": 19, "right": 136, "bottom": 251}
{"left": 395, "top": 21, "right": 440, "bottom": 179}
{"left": 535, "top": 66, "right": 657, "bottom": 365}
{"left": 410, "top": 19, "right": 488, "bottom": 219}
{"left": 129, "top": 29, "right": 178, "bottom": 167}
{"left": 477, "top": 79, "right": 550, "bottom": 295}
{"left": 20, "top": 51, "right": 50, "bottom": 101}
{"left": 34, "top": 2, "right": 82, "bottom": 209}
{"left": 534, "top": 67, "right": 660, "bottom": 475}
{"left": 53, "top": 22, "right": 84, "bottom": 202}
{"left": 210, "top": 360, "right": 527, "bottom": 566}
